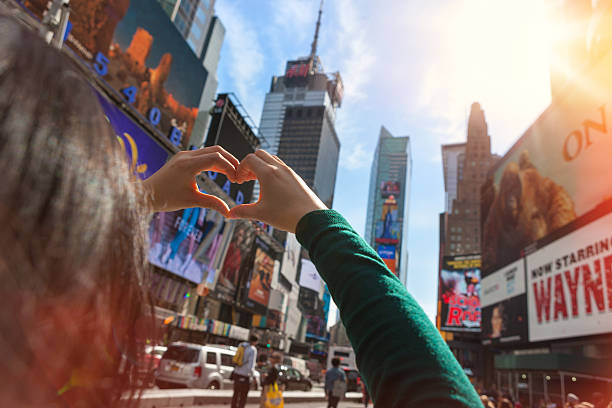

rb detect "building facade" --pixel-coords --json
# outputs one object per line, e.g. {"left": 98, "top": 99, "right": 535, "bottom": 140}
{"left": 256, "top": 7, "right": 343, "bottom": 207}
{"left": 364, "top": 126, "right": 412, "bottom": 286}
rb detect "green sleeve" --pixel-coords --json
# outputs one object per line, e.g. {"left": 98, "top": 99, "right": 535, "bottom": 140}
{"left": 296, "top": 210, "right": 481, "bottom": 407}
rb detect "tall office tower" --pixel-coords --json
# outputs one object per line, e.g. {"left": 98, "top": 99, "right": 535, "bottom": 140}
{"left": 441, "top": 103, "right": 498, "bottom": 257}
{"left": 364, "top": 127, "right": 412, "bottom": 286}
{"left": 257, "top": 2, "right": 344, "bottom": 207}
{"left": 158, "top": 0, "right": 225, "bottom": 147}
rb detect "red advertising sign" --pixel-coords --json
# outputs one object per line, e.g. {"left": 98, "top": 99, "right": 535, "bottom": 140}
{"left": 439, "top": 255, "right": 481, "bottom": 332}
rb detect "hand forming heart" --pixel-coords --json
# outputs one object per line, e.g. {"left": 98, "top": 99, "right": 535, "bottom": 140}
{"left": 144, "top": 147, "right": 327, "bottom": 233}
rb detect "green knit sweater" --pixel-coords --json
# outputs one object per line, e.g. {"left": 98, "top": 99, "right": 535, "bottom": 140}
{"left": 296, "top": 210, "right": 481, "bottom": 407}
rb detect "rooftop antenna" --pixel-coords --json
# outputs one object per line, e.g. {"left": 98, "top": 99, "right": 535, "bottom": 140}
{"left": 310, "top": 0, "right": 323, "bottom": 60}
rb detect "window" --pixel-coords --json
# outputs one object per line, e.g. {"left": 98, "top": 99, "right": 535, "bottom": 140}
{"left": 195, "top": 6, "right": 207, "bottom": 24}
{"left": 220, "top": 353, "right": 234, "bottom": 367}
{"left": 206, "top": 352, "right": 216, "bottom": 365}
{"left": 162, "top": 346, "right": 200, "bottom": 363}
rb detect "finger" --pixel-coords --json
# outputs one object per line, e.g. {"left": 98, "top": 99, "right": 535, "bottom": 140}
{"left": 195, "top": 145, "right": 240, "bottom": 169}
{"left": 228, "top": 202, "right": 261, "bottom": 220}
{"left": 254, "top": 149, "right": 278, "bottom": 165}
{"left": 189, "top": 153, "right": 237, "bottom": 181}
{"left": 193, "top": 192, "right": 230, "bottom": 215}
{"left": 236, "top": 153, "right": 272, "bottom": 182}
{"left": 272, "top": 155, "right": 286, "bottom": 166}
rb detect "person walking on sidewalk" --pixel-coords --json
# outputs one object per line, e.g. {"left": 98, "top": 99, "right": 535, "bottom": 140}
{"left": 231, "top": 335, "right": 258, "bottom": 408}
{"left": 260, "top": 352, "right": 283, "bottom": 408}
{"left": 325, "top": 358, "right": 347, "bottom": 408}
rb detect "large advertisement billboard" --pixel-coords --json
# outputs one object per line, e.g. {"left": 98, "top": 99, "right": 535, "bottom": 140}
{"left": 205, "top": 95, "right": 259, "bottom": 204}
{"left": 527, "top": 210, "right": 612, "bottom": 342}
{"left": 481, "top": 48, "right": 612, "bottom": 275}
{"left": 23, "top": 0, "right": 207, "bottom": 148}
{"left": 149, "top": 208, "right": 220, "bottom": 284}
{"left": 439, "top": 255, "right": 481, "bottom": 332}
{"left": 375, "top": 196, "right": 401, "bottom": 245}
{"left": 215, "top": 220, "right": 255, "bottom": 299}
{"left": 481, "top": 260, "right": 528, "bottom": 345}
{"left": 377, "top": 244, "right": 397, "bottom": 276}
{"left": 246, "top": 238, "right": 274, "bottom": 309}
{"left": 380, "top": 181, "right": 400, "bottom": 198}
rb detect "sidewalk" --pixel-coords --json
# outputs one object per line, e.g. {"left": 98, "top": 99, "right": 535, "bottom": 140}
{"left": 135, "top": 389, "right": 363, "bottom": 408}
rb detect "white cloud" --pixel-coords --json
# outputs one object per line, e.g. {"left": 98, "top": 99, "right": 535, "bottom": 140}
{"left": 214, "top": 1, "right": 265, "bottom": 117}
{"left": 339, "top": 143, "right": 369, "bottom": 170}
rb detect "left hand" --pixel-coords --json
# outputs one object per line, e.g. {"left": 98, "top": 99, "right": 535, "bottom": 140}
{"left": 142, "top": 146, "right": 239, "bottom": 215}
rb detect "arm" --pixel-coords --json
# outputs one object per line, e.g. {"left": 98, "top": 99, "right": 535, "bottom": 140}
{"left": 226, "top": 150, "right": 480, "bottom": 407}
{"left": 296, "top": 210, "right": 480, "bottom": 407}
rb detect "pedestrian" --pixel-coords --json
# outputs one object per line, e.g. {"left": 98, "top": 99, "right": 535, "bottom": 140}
{"left": 324, "top": 357, "right": 347, "bottom": 408}
{"left": 231, "top": 334, "right": 259, "bottom": 408}
{"left": 361, "top": 378, "right": 371, "bottom": 407}
{"left": 260, "top": 352, "right": 283, "bottom": 408}
{"left": 1, "top": 12, "right": 481, "bottom": 407}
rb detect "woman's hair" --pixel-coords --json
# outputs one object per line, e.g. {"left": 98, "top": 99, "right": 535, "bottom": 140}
{"left": 0, "top": 13, "right": 153, "bottom": 407}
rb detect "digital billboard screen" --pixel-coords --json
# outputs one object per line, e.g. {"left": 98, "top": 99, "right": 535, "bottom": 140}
{"left": 246, "top": 238, "right": 274, "bottom": 309}
{"left": 377, "top": 244, "right": 397, "bottom": 276}
{"left": 439, "top": 255, "right": 481, "bottom": 332}
{"left": 380, "top": 181, "right": 400, "bottom": 198}
{"left": 22, "top": 0, "right": 207, "bottom": 148}
{"left": 481, "top": 49, "right": 612, "bottom": 276}
{"left": 375, "top": 196, "right": 400, "bottom": 244}
{"left": 215, "top": 220, "right": 255, "bottom": 299}
{"left": 481, "top": 260, "right": 528, "bottom": 345}
{"left": 205, "top": 95, "right": 259, "bottom": 204}
{"left": 149, "top": 208, "right": 220, "bottom": 284}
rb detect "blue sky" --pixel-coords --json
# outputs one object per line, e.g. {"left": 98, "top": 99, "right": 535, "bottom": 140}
{"left": 214, "top": 0, "right": 554, "bottom": 322}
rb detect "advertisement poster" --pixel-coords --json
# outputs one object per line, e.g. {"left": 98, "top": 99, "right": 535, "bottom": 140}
{"left": 216, "top": 220, "right": 255, "bottom": 298}
{"left": 526, "top": 211, "right": 612, "bottom": 342}
{"left": 377, "top": 245, "right": 397, "bottom": 276}
{"left": 96, "top": 91, "right": 169, "bottom": 179}
{"left": 481, "top": 49, "right": 612, "bottom": 274}
{"left": 481, "top": 260, "right": 528, "bottom": 345}
{"left": 375, "top": 196, "right": 401, "bottom": 244}
{"left": 380, "top": 181, "right": 400, "bottom": 198}
{"left": 280, "top": 233, "right": 301, "bottom": 282}
{"left": 439, "top": 255, "right": 481, "bottom": 332}
{"left": 299, "top": 259, "right": 322, "bottom": 292}
{"left": 247, "top": 238, "right": 274, "bottom": 308}
{"left": 23, "top": 0, "right": 207, "bottom": 147}
{"left": 149, "top": 208, "right": 220, "bottom": 284}
{"left": 194, "top": 213, "right": 231, "bottom": 291}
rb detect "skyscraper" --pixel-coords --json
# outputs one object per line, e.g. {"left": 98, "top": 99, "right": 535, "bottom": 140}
{"left": 257, "top": 2, "right": 343, "bottom": 207}
{"left": 158, "top": 0, "right": 225, "bottom": 148}
{"left": 364, "top": 126, "right": 412, "bottom": 286}
{"left": 441, "top": 103, "right": 498, "bottom": 257}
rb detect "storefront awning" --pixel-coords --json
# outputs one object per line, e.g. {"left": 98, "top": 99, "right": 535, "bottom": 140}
{"left": 495, "top": 353, "right": 612, "bottom": 379}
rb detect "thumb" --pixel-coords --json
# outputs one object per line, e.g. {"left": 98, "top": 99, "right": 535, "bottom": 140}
{"left": 228, "top": 202, "right": 261, "bottom": 220}
{"left": 193, "top": 192, "right": 230, "bottom": 216}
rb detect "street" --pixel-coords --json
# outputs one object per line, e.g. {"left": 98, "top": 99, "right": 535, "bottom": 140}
{"left": 184, "top": 403, "right": 367, "bottom": 408}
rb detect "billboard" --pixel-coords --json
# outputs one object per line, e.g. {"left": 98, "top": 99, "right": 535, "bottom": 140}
{"left": 149, "top": 208, "right": 221, "bottom": 284}
{"left": 215, "top": 220, "right": 255, "bottom": 299}
{"left": 22, "top": 0, "right": 207, "bottom": 148}
{"left": 247, "top": 238, "right": 274, "bottom": 308}
{"left": 299, "top": 259, "right": 322, "bottom": 292}
{"left": 205, "top": 94, "right": 259, "bottom": 204}
{"left": 481, "top": 48, "right": 612, "bottom": 275}
{"left": 380, "top": 181, "right": 400, "bottom": 198}
{"left": 527, "top": 210, "right": 612, "bottom": 342}
{"left": 481, "top": 260, "right": 528, "bottom": 345}
{"left": 96, "top": 90, "right": 169, "bottom": 179}
{"left": 375, "top": 196, "right": 400, "bottom": 244}
{"left": 439, "top": 255, "right": 481, "bottom": 332}
{"left": 280, "top": 233, "right": 301, "bottom": 282}
{"left": 194, "top": 213, "right": 231, "bottom": 291}
{"left": 377, "top": 244, "right": 397, "bottom": 276}
{"left": 267, "top": 290, "right": 285, "bottom": 330}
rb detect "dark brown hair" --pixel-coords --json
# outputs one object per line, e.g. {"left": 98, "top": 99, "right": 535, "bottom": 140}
{"left": 0, "top": 13, "right": 153, "bottom": 407}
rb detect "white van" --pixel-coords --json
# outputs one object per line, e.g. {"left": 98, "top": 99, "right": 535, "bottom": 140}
{"left": 155, "top": 342, "right": 259, "bottom": 390}
{"left": 282, "top": 356, "right": 310, "bottom": 378}
{"left": 327, "top": 346, "right": 356, "bottom": 370}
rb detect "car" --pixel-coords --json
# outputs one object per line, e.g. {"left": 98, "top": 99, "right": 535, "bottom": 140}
{"left": 156, "top": 342, "right": 259, "bottom": 390}
{"left": 277, "top": 365, "right": 313, "bottom": 391}
{"left": 343, "top": 368, "right": 361, "bottom": 392}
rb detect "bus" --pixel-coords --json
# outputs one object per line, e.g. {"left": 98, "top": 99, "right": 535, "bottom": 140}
{"left": 327, "top": 346, "right": 356, "bottom": 370}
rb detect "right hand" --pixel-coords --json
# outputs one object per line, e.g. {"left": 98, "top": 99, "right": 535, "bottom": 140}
{"left": 228, "top": 150, "right": 327, "bottom": 232}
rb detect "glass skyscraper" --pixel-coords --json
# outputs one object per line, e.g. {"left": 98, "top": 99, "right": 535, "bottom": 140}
{"left": 364, "top": 127, "right": 412, "bottom": 286}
